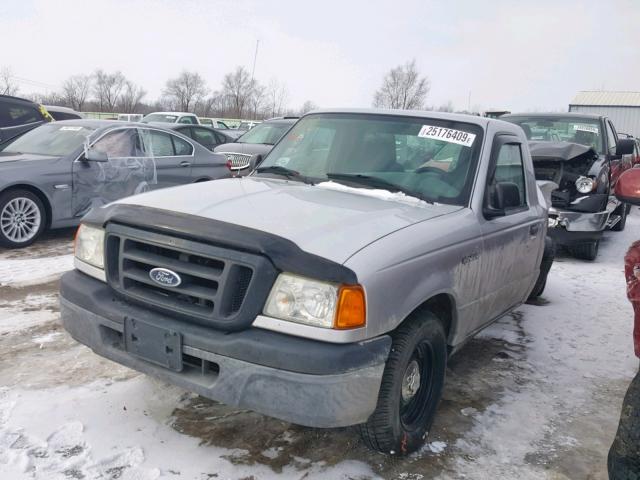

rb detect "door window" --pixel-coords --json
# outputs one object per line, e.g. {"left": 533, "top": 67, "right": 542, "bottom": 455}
{"left": 173, "top": 135, "right": 193, "bottom": 155}
{"left": 0, "top": 104, "right": 42, "bottom": 127}
{"left": 178, "top": 116, "right": 197, "bottom": 124}
{"left": 92, "top": 129, "right": 141, "bottom": 158}
{"left": 489, "top": 143, "right": 526, "bottom": 208}
{"left": 140, "top": 129, "right": 174, "bottom": 156}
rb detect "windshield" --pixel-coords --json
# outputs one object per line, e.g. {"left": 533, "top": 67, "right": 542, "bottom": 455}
{"left": 1, "top": 123, "right": 94, "bottom": 156}
{"left": 257, "top": 113, "right": 484, "bottom": 205}
{"left": 504, "top": 116, "right": 604, "bottom": 154}
{"left": 142, "top": 113, "right": 177, "bottom": 123}
{"left": 237, "top": 122, "right": 289, "bottom": 145}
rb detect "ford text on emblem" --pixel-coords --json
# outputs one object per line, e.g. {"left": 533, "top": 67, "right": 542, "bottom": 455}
{"left": 149, "top": 268, "right": 182, "bottom": 287}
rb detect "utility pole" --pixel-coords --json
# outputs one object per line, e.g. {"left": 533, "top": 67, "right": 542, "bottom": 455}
{"left": 251, "top": 39, "right": 260, "bottom": 84}
{"left": 468, "top": 91, "right": 471, "bottom": 112}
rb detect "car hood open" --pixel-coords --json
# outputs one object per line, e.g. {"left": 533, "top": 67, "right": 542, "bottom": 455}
{"left": 113, "top": 177, "right": 461, "bottom": 264}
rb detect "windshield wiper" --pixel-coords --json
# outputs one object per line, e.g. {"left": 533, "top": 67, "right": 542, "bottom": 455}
{"left": 325, "top": 173, "right": 432, "bottom": 203}
{"left": 255, "top": 165, "right": 314, "bottom": 185}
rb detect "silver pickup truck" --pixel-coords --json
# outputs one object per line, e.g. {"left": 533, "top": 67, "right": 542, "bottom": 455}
{"left": 60, "top": 109, "right": 552, "bottom": 455}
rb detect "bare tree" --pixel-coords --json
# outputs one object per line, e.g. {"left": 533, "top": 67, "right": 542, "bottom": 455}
{"left": 163, "top": 71, "right": 207, "bottom": 112}
{"left": 266, "top": 79, "right": 289, "bottom": 118}
{"left": 118, "top": 80, "right": 146, "bottom": 113}
{"left": 372, "top": 60, "right": 430, "bottom": 110}
{"left": 298, "top": 100, "right": 318, "bottom": 116}
{"left": 93, "top": 70, "right": 126, "bottom": 112}
{"left": 0, "top": 67, "right": 19, "bottom": 96}
{"left": 62, "top": 74, "right": 91, "bottom": 111}
{"left": 248, "top": 82, "right": 267, "bottom": 119}
{"left": 221, "top": 66, "right": 253, "bottom": 118}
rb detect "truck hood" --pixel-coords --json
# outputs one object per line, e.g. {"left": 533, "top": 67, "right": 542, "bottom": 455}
{"left": 114, "top": 177, "right": 461, "bottom": 264}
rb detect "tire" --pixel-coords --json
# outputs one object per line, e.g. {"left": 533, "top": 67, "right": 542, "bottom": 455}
{"left": 608, "top": 370, "right": 640, "bottom": 479}
{"left": 568, "top": 240, "right": 599, "bottom": 261}
{"left": 612, "top": 203, "right": 628, "bottom": 232}
{"left": 0, "top": 189, "right": 47, "bottom": 248}
{"left": 358, "top": 311, "right": 447, "bottom": 455}
{"left": 528, "top": 236, "right": 555, "bottom": 301}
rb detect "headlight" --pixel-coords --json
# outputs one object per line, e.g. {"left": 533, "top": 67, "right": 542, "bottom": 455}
{"left": 74, "top": 224, "right": 105, "bottom": 269}
{"left": 263, "top": 273, "right": 366, "bottom": 329}
{"left": 575, "top": 176, "right": 595, "bottom": 194}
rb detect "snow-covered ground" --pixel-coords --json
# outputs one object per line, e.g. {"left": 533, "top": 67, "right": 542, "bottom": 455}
{"left": 0, "top": 213, "right": 638, "bottom": 479}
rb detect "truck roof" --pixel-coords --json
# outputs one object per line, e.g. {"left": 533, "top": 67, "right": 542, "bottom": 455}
{"left": 305, "top": 108, "right": 502, "bottom": 129}
{"left": 503, "top": 112, "right": 604, "bottom": 121}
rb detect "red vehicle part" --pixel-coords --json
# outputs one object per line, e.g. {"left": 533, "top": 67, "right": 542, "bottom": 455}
{"left": 625, "top": 241, "right": 640, "bottom": 357}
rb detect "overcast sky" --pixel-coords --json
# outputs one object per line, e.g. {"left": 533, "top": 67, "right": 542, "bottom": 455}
{"left": 1, "top": 0, "right": 639, "bottom": 113}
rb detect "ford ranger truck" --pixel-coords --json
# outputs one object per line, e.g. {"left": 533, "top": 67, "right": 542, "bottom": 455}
{"left": 60, "top": 110, "right": 551, "bottom": 455}
{"left": 503, "top": 113, "right": 636, "bottom": 260}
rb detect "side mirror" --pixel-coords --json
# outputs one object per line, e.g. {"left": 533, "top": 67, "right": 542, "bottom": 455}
{"left": 616, "top": 138, "right": 636, "bottom": 156}
{"left": 84, "top": 148, "right": 108, "bottom": 162}
{"left": 484, "top": 182, "right": 521, "bottom": 218}
{"left": 249, "top": 154, "right": 263, "bottom": 171}
{"left": 615, "top": 168, "right": 640, "bottom": 206}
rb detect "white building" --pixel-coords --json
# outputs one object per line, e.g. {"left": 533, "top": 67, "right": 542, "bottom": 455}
{"left": 569, "top": 91, "right": 640, "bottom": 138}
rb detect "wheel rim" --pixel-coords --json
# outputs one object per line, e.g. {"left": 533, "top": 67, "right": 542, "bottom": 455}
{"left": 0, "top": 197, "right": 41, "bottom": 243}
{"left": 400, "top": 341, "right": 436, "bottom": 431}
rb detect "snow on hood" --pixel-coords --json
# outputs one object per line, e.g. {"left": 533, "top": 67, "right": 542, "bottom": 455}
{"left": 114, "top": 177, "right": 461, "bottom": 264}
{"left": 316, "top": 181, "right": 432, "bottom": 207}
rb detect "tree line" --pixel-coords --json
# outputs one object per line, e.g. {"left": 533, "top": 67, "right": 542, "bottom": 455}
{"left": 1, "top": 60, "right": 463, "bottom": 119}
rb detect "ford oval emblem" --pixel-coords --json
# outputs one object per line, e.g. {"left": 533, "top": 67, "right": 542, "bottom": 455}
{"left": 149, "top": 267, "right": 182, "bottom": 288}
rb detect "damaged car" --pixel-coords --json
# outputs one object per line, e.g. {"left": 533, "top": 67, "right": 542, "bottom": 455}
{"left": 0, "top": 120, "right": 229, "bottom": 248}
{"left": 503, "top": 113, "right": 635, "bottom": 260}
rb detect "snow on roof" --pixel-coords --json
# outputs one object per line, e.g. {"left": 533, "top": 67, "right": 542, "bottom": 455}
{"left": 570, "top": 91, "right": 640, "bottom": 107}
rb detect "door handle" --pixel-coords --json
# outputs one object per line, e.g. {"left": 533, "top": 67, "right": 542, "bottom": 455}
{"left": 529, "top": 223, "right": 540, "bottom": 236}
{"left": 180, "top": 161, "right": 191, "bottom": 167}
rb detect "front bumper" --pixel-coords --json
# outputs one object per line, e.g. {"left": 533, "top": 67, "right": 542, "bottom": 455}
{"left": 547, "top": 198, "right": 618, "bottom": 246}
{"left": 60, "top": 270, "right": 390, "bottom": 428}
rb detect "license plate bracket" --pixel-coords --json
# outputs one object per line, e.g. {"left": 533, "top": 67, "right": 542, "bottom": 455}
{"left": 124, "top": 318, "right": 182, "bottom": 371}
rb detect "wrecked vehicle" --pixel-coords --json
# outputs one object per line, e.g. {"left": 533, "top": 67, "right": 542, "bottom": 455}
{"left": 503, "top": 113, "right": 636, "bottom": 260}
{"left": 61, "top": 110, "right": 552, "bottom": 455}
{"left": 0, "top": 120, "right": 229, "bottom": 248}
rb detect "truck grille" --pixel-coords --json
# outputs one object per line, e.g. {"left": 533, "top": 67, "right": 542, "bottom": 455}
{"left": 221, "top": 152, "right": 252, "bottom": 170}
{"left": 104, "top": 223, "right": 277, "bottom": 330}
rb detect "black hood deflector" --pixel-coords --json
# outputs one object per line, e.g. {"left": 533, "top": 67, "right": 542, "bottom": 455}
{"left": 82, "top": 203, "right": 358, "bottom": 284}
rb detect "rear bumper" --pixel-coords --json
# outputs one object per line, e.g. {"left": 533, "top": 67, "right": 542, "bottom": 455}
{"left": 60, "top": 270, "right": 390, "bottom": 428}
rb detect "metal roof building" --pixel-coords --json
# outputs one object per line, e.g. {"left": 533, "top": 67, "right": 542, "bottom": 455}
{"left": 569, "top": 91, "right": 640, "bottom": 138}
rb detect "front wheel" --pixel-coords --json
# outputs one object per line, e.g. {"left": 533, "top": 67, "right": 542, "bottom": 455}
{"left": 0, "top": 189, "right": 46, "bottom": 248}
{"left": 612, "top": 203, "right": 628, "bottom": 232}
{"left": 358, "top": 311, "right": 447, "bottom": 455}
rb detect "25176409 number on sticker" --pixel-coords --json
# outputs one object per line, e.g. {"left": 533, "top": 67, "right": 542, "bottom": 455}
{"left": 418, "top": 125, "right": 476, "bottom": 147}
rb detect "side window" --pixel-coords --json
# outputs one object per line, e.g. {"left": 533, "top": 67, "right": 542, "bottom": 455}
{"left": 172, "top": 134, "right": 193, "bottom": 155}
{"left": 92, "top": 129, "right": 140, "bottom": 158}
{"left": 489, "top": 143, "right": 526, "bottom": 208}
{"left": 192, "top": 128, "right": 216, "bottom": 148}
{"left": 178, "top": 116, "right": 196, "bottom": 124}
{"left": 0, "top": 105, "right": 41, "bottom": 127}
{"left": 176, "top": 127, "right": 194, "bottom": 139}
{"left": 214, "top": 132, "right": 227, "bottom": 144}
{"left": 140, "top": 129, "right": 174, "bottom": 156}
{"left": 606, "top": 121, "right": 618, "bottom": 154}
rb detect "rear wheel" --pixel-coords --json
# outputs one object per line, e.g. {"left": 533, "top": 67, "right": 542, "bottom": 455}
{"left": 612, "top": 203, "right": 628, "bottom": 232}
{"left": 569, "top": 240, "right": 599, "bottom": 261}
{"left": 358, "top": 311, "right": 447, "bottom": 455}
{"left": 0, "top": 189, "right": 46, "bottom": 248}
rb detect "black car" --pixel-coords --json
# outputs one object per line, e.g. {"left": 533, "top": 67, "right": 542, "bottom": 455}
{"left": 0, "top": 94, "right": 52, "bottom": 146}
{"left": 147, "top": 123, "right": 236, "bottom": 152}
{"left": 213, "top": 117, "right": 297, "bottom": 172}
{"left": 503, "top": 113, "right": 636, "bottom": 260}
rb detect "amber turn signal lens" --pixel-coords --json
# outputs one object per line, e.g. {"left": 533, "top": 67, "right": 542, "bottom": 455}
{"left": 334, "top": 285, "right": 366, "bottom": 329}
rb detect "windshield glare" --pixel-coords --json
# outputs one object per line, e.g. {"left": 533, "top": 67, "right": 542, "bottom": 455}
{"left": 258, "top": 114, "right": 483, "bottom": 205}
{"left": 1, "top": 123, "right": 94, "bottom": 156}
{"left": 505, "top": 116, "right": 604, "bottom": 153}
{"left": 142, "top": 114, "right": 177, "bottom": 123}
{"left": 237, "top": 122, "right": 289, "bottom": 144}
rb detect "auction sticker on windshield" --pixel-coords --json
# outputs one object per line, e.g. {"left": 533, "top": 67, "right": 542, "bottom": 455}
{"left": 573, "top": 124, "right": 599, "bottom": 134}
{"left": 418, "top": 125, "right": 476, "bottom": 147}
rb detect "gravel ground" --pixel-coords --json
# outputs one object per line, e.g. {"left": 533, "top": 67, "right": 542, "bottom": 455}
{"left": 0, "top": 212, "right": 638, "bottom": 480}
